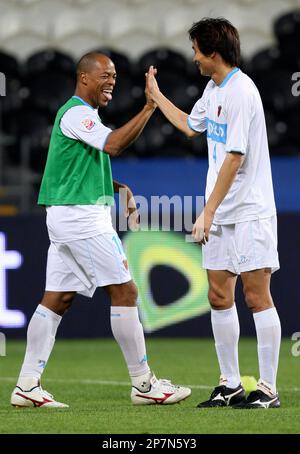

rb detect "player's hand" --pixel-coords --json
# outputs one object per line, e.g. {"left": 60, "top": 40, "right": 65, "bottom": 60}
{"left": 145, "top": 65, "right": 158, "bottom": 107}
{"left": 124, "top": 186, "right": 140, "bottom": 232}
{"left": 192, "top": 208, "right": 214, "bottom": 244}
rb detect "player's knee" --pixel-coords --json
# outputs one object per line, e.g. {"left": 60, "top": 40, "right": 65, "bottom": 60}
{"left": 57, "top": 294, "right": 74, "bottom": 315}
{"left": 244, "top": 289, "right": 262, "bottom": 312}
{"left": 41, "top": 292, "right": 75, "bottom": 316}
{"left": 60, "top": 292, "right": 75, "bottom": 305}
{"left": 208, "top": 288, "right": 232, "bottom": 310}
{"left": 111, "top": 282, "right": 138, "bottom": 307}
{"left": 244, "top": 288, "right": 273, "bottom": 312}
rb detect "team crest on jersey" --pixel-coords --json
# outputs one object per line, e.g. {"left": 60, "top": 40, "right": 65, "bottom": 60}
{"left": 82, "top": 118, "right": 95, "bottom": 130}
{"left": 217, "top": 105, "right": 222, "bottom": 117}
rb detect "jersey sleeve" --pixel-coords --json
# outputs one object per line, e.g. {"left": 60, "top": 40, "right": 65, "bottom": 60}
{"left": 187, "top": 80, "right": 213, "bottom": 133}
{"left": 188, "top": 97, "right": 207, "bottom": 133}
{"left": 60, "top": 105, "right": 112, "bottom": 151}
{"left": 225, "top": 90, "right": 253, "bottom": 155}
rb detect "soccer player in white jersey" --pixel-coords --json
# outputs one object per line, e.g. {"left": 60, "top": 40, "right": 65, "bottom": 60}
{"left": 146, "top": 18, "right": 281, "bottom": 409}
{"left": 10, "top": 53, "right": 191, "bottom": 408}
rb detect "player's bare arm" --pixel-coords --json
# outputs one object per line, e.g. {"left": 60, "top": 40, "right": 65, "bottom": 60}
{"left": 192, "top": 152, "right": 244, "bottom": 244}
{"left": 104, "top": 80, "right": 157, "bottom": 157}
{"left": 146, "top": 65, "right": 199, "bottom": 138}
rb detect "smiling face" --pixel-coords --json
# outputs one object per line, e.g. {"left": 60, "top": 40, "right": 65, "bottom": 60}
{"left": 192, "top": 40, "right": 215, "bottom": 77}
{"left": 78, "top": 55, "right": 117, "bottom": 108}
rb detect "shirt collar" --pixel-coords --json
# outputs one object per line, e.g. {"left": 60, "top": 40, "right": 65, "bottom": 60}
{"left": 218, "top": 67, "right": 240, "bottom": 88}
{"left": 72, "top": 95, "right": 95, "bottom": 109}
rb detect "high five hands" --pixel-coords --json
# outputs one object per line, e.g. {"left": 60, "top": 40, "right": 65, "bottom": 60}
{"left": 145, "top": 66, "right": 159, "bottom": 107}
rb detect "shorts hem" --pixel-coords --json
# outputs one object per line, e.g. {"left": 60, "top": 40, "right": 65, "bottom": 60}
{"left": 97, "top": 276, "right": 132, "bottom": 287}
{"left": 46, "top": 275, "right": 132, "bottom": 298}
{"left": 203, "top": 266, "right": 237, "bottom": 274}
{"left": 45, "top": 286, "right": 86, "bottom": 293}
{"left": 238, "top": 264, "right": 280, "bottom": 274}
{"left": 213, "top": 213, "right": 277, "bottom": 225}
{"left": 203, "top": 263, "right": 280, "bottom": 274}
{"left": 202, "top": 263, "right": 233, "bottom": 270}
{"left": 76, "top": 276, "right": 132, "bottom": 298}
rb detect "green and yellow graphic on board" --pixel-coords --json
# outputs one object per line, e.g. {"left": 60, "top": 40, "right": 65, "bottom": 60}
{"left": 123, "top": 230, "right": 210, "bottom": 332}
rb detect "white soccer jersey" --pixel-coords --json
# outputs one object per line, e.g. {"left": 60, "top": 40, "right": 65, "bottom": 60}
{"left": 188, "top": 68, "right": 276, "bottom": 224}
{"left": 47, "top": 96, "right": 114, "bottom": 242}
{"left": 60, "top": 97, "right": 112, "bottom": 150}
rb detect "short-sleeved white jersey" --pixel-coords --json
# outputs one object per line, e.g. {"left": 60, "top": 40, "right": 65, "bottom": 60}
{"left": 60, "top": 98, "right": 112, "bottom": 150}
{"left": 188, "top": 68, "right": 276, "bottom": 224}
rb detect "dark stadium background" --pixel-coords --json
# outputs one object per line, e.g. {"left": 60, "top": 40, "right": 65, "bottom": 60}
{"left": 0, "top": 2, "right": 300, "bottom": 339}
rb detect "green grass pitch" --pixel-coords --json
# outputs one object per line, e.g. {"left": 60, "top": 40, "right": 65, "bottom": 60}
{"left": 0, "top": 338, "right": 299, "bottom": 434}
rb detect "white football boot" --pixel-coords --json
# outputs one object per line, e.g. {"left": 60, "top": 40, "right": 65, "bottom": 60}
{"left": 131, "top": 372, "right": 191, "bottom": 405}
{"left": 11, "top": 377, "right": 69, "bottom": 408}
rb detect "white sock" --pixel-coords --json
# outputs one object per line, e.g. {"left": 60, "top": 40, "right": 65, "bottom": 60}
{"left": 211, "top": 304, "right": 241, "bottom": 389}
{"left": 110, "top": 306, "right": 150, "bottom": 386}
{"left": 253, "top": 307, "right": 281, "bottom": 394}
{"left": 18, "top": 304, "right": 62, "bottom": 386}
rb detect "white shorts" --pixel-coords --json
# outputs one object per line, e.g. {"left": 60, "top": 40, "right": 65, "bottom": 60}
{"left": 45, "top": 233, "right": 132, "bottom": 297}
{"left": 202, "top": 216, "right": 280, "bottom": 274}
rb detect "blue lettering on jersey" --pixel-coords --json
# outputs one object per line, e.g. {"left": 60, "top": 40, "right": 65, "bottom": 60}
{"left": 206, "top": 118, "right": 227, "bottom": 144}
{"left": 213, "top": 143, "right": 217, "bottom": 163}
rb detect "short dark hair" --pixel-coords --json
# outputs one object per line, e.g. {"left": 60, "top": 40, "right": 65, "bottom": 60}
{"left": 76, "top": 52, "right": 114, "bottom": 80}
{"left": 188, "top": 18, "right": 240, "bottom": 67}
{"left": 76, "top": 52, "right": 100, "bottom": 77}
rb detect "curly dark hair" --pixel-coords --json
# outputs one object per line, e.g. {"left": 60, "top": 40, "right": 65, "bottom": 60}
{"left": 188, "top": 18, "right": 240, "bottom": 67}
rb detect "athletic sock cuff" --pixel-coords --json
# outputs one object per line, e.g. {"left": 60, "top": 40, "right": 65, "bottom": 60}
{"left": 35, "top": 304, "right": 62, "bottom": 323}
{"left": 253, "top": 307, "right": 281, "bottom": 328}
{"left": 211, "top": 304, "right": 238, "bottom": 324}
{"left": 111, "top": 306, "right": 139, "bottom": 318}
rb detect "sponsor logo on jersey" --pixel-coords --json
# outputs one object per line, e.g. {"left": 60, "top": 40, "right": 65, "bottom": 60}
{"left": 82, "top": 118, "right": 95, "bottom": 130}
{"left": 206, "top": 118, "right": 227, "bottom": 144}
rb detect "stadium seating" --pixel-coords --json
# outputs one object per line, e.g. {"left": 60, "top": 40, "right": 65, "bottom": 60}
{"left": 138, "top": 48, "right": 188, "bottom": 75}
{"left": 24, "top": 72, "right": 75, "bottom": 114}
{"left": 0, "top": 51, "right": 22, "bottom": 114}
{"left": 0, "top": 3, "right": 300, "bottom": 206}
{"left": 26, "top": 50, "right": 76, "bottom": 76}
{"left": 2, "top": 107, "right": 53, "bottom": 168}
{"left": 0, "top": 51, "right": 20, "bottom": 79}
{"left": 0, "top": 0, "right": 297, "bottom": 60}
{"left": 274, "top": 10, "right": 300, "bottom": 68}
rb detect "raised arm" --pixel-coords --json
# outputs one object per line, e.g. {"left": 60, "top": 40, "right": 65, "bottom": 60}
{"left": 103, "top": 69, "right": 159, "bottom": 156}
{"left": 104, "top": 103, "right": 156, "bottom": 157}
{"left": 145, "top": 66, "right": 199, "bottom": 138}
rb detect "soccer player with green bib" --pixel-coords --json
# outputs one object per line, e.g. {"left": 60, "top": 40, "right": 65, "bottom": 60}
{"left": 11, "top": 53, "right": 191, "bottom": 408}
